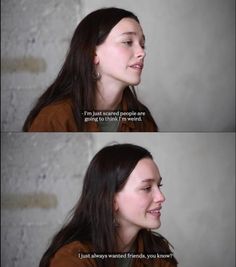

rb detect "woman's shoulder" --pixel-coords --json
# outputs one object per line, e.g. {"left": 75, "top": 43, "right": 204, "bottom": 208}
{"left": 35, "top": 99, "right": 73, "bottom": 118}
{"left": 28, "top": 99, "right": 78, "bottom": 132}
{"left": 50, "top": 241, "right": 97, "bottom": 267}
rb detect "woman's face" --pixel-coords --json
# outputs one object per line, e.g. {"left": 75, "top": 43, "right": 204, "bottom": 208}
{"left": 114, "top": 158, "right": 165, "bottom": 232}
{"left": 95, "top": 18, "right": 146, "bottom": 87}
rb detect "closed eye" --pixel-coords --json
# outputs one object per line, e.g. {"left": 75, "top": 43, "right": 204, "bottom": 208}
{"left": 123, "top": 40, "right": 133, "bottom": 46}
{"left": 142, "top": 186, "right": 152, "bottom": 192}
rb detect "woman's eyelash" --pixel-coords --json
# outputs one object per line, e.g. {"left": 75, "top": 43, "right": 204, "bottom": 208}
{"left": 123, "top": 40, "right": 133, "bottom": 45}
{"left": 140, "top": 43, "right": 146, "bottom": 49}
{"left": 143, "top": 186, "right": 152, "bottom": 191}
{"left": 122, "top": 41, "right": 146, "bottom": 49}
{"left": 143, "top": 183, "right": 163, "bottom": 191}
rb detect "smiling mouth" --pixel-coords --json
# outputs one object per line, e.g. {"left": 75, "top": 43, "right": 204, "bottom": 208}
{"left": 129, "top": 64, "right": 143, "bottom": 70}
{"left": 147, "top": 207, "right": 162, "bottom": 217}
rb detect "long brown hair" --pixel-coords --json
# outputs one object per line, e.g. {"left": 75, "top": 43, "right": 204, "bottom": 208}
{"left": 23, "top": 8, "right": 156, "bottom": 131}
{"left": 39, "top": 143, "right": 177, "bottom": 267}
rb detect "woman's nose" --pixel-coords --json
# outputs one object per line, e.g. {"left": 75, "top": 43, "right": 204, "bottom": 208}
{"left": 136, "top": 45, "right": 146, "bottom": 59}
{"left": 153, "top": 188, "right": 165, "bottom": 203}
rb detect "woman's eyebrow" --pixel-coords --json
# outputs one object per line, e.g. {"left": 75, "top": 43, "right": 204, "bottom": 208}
{"left": 141, "top": 177, "right": 162, "bottom": 183}
{"left": 120, "top": 32, "right": 145, "bottom": 41}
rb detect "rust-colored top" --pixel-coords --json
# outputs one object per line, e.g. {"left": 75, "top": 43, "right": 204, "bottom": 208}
{"left": 49, "top": 236, "right": 177, "bottom": 267}
{"left": 28, "top": 98, "right": 158, "bottom": 132}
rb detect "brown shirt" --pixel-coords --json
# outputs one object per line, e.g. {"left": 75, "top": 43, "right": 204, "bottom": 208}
{"left": 49, "top": 236, "right": 177, "bottom": 267}
{"left": 28, "top": 98, "right": 158, "bottom": 132}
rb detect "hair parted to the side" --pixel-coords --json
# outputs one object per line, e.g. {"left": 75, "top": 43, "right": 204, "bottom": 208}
{"left": 23, "top": 7, "right": 154, "bottom": 131}
{"left": 39, "top": 143, "right": 177, "bottom": 267}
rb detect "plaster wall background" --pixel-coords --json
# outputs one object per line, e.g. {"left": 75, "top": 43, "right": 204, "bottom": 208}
{"left": 1, "top": 0, "right": 235, "bottom": 131}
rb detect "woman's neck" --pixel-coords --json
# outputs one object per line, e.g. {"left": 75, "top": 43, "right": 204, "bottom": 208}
{"left": 95, "top": 78, "right": 126, "bottom": 111}
{"left": 116, "top": 226, "right": 139, "bottom": 253}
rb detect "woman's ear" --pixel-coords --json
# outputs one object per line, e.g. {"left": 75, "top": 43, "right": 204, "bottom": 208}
{"left": 113, "top": 197, "right": 119, "bottom": 212}
{"left": 94, "top": 53, "right": 99, "bottom": 65}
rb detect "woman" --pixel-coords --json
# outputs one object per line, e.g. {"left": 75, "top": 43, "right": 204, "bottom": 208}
{"left": 23, "top": 7, "right": 158, "bottom": 132}
{"left": 39, "top": 143, "right": 177, "bottom": 267}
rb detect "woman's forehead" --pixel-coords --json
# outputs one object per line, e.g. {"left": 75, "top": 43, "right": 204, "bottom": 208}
{"left": 109, "top": 17, "right": 144, "bottom": 39}
{"left": 127, "top": 158, "right": 160, "bottom": 184}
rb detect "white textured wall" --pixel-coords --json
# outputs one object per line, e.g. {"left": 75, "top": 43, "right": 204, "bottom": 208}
{"left": 1, "top": 133, "right": 93, "bottom": 267}
{"left": 1, "top": 133, "right": 235, "bottom": 267}
{"left": 1, "top": 0, "right": 235, "bottom": 131}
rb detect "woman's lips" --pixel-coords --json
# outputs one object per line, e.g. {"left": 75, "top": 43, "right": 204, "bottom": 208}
{"left": 131, "top": 64, "right": 143, "bottom": 69}
{"left": 129, "top": 63, "right": 143, "bottom": 70}
{"left": 147, "top": 207, "right": 162, "bottom": 217}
